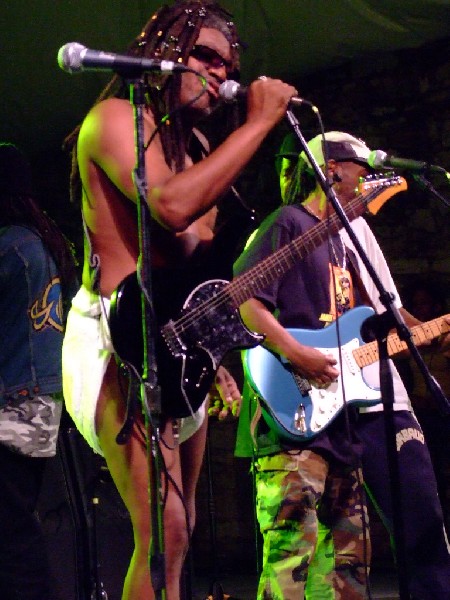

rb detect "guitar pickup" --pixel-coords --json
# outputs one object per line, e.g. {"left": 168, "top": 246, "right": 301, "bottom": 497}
{"left": 291, "top": 371, "right": 312, "bottom": 396}
{"left": 161, "top": 321, "right": 185, "bottom": 357}
{"left": 294, "top": 403, "right": 307, "bottom": 435}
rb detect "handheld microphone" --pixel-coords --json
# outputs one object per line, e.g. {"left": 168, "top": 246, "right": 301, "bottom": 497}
{"left": 219, "top": 79, "right": 307, "bottom": 107}
{"left": 368, "top": 149, "right": 443, "bottom": 173}
{"left": 58, "top": 42, "right": 192, "bottom": 75}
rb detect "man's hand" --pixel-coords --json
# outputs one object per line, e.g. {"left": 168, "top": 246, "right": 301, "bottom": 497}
{"left": 208, "top": 365, "right": 242, "bottom": 420}
{"left": 290, "top": 345, "right": 339, "bottom": 387}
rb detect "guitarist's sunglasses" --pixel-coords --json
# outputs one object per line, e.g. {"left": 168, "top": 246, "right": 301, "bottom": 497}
{"left": 190, "top": 44, "right": 233, "bottom": 72}
{"left": 336, "top": 158, "right": 374, "bottom": 171}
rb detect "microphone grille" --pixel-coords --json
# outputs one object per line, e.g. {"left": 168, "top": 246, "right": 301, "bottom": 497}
{"left": 218, "top": 80, "right": 240, "bottom": 102}
{"left": 58, "top": 42, "right": 85, "bottom": 73}
{"left": 367, "top": 149, "right": 387, "bottom": 169}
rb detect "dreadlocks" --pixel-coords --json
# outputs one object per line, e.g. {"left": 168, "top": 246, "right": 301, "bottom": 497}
{"left": 64, "top": 0, "right": 241, "bottom": 204}
{"left": 283, "top": 156, "right": 318, "bottom": 206}
{"left": 0, "top": 143, "right": 78, "bottom": 314}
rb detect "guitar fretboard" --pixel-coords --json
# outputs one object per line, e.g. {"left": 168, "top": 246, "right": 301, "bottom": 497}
{"left": 166, "top": 176, "right": 406, "bottom": 336}
{"left": 354, "top": 314, "right": 450, "bottom": 368}
{"left": 227, "top": 179, "right": 404, "bottom": 308}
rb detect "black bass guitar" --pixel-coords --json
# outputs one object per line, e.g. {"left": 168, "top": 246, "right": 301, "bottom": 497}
{"left": 109, "top": 174, "right": 406, "bottom": 418}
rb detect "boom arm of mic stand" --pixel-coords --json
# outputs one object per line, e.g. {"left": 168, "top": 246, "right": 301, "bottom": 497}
{"left": 413, "top": 173, "right": 450, "bottom": 209}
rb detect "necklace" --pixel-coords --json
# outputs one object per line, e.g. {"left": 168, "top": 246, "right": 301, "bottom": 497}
{"left": 330, "top": 234, "right": 353, "bottom": 316}
{"left": 301, "top": 200, "right": 348, "bottom": 277}
{"left": 302, "top": 201, "right": 324, "bottom": 221}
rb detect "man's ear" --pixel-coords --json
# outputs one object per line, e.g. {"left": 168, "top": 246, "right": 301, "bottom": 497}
{"left": 326, "top": 159, "right": 342, "bottom": 183}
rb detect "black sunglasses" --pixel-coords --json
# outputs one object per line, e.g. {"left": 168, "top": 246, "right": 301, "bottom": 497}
{"left": 335, "top": 158, "right": 373, "bottom": 170}
{"left": 190, "top": 44, "right": 232, "bottom": 71}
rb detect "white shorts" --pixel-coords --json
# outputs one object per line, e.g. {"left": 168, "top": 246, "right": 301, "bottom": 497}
{"left": 62, "top": 286, "right": 206, "bottom": 455}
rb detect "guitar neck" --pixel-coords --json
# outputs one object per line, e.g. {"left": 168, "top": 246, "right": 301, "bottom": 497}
{"left": 168, "top": 175, "right": 405, "bottom": 336}
{"left": 355, "top": 314, "right": 450, "bottom": 368}
{"left": 228, "top": 190, "right": 377, "bottom": 307}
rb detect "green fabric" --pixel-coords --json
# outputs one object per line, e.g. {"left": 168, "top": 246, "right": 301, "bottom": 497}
{"left": 235, "top": 378, "right": 284, "bottom": 458}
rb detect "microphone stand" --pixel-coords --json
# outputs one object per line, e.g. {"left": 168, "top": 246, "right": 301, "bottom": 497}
{"left": 412, "top": 172, "right": 450, "bottom": 209}
{"left": 285, "top": 110, "right": 450, "bottom": 600}
{"left": 128, "top": 78, "right": 166, "bottom": 600}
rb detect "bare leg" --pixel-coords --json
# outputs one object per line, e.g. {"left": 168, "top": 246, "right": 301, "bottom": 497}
{"left": 96, "top": 360, "right": 207, "bottom": 600}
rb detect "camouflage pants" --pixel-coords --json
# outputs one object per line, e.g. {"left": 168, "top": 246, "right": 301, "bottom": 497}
{"left": 255, "top": 450, "right": 370, "bottom": 600}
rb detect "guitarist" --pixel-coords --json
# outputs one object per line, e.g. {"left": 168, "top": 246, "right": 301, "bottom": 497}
{"left": 234, "top": 131, "right": 450, "bottom": 599}
{"left": 61, "top": 2, "right": 297, "bottom": 599}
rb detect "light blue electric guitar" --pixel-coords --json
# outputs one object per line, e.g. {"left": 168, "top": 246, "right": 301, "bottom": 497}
{"left": 243, "top": 306, "right": 450, "bottom": 441}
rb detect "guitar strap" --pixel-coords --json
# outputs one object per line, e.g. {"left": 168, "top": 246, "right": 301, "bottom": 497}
{"left": 249, "top": 391, "right": 263, "bottom": 449}
{"left": 345, "top": 245, "right": 375, "bottom": 311}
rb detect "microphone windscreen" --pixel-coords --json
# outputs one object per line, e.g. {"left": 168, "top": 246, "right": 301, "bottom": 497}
{"left": 218, "top": 80, "right": 242, "bottom": 102}
{"left": 367, "top": 150, "right": 387, "bottom": 169}
{"left": 58, "top": 43, "right": 85, "bottom": 72}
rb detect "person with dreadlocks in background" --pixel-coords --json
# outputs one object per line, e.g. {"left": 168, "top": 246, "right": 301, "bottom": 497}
{"left": 62, "top": 1, "right": 298, "bottom": 598}
{"left": 0, "top": 143, "right": 78, "bottom": 600}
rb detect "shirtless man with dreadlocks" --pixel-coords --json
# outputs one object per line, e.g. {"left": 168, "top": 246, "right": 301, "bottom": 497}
{"left": 62, "top": 1, "right": 297, "bottom": 598}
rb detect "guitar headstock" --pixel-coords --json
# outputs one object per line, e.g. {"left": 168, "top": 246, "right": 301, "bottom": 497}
{"left": 358, "top": 172, "right": 407, "bottom": 215}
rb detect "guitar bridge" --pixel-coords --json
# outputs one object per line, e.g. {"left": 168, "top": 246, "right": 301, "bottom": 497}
{"left": 294, "top": 404, "right": 307, "bottom": 435}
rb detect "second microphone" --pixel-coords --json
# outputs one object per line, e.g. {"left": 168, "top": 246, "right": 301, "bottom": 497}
{"left": 219, "top": 79, "right": 307, "bottom": 107}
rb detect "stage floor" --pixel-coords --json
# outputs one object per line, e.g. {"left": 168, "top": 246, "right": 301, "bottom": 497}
{"left": 191, "top": 569, "right": 400, "bottom": 600}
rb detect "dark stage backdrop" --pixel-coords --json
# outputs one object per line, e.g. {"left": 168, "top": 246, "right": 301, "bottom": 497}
{"left": 33, "top": 35, "right": 450, "bottom": 599}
